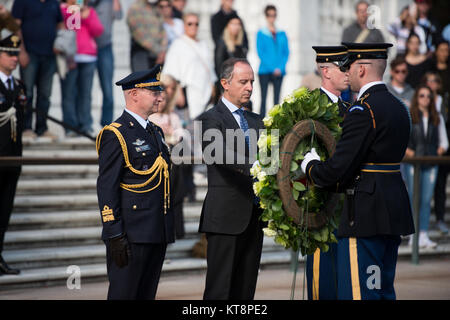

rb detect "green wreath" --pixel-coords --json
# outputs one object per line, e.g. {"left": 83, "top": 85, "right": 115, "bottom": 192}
{"left": 252, "top": 87, "right": 343, "bottom": 255}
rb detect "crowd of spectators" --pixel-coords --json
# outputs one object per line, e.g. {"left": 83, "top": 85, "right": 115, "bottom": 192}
{"left": 1, "top": 0, "right": 449, "bottom": 244}
{"left": 385, "top": 0, "right": 450, "bottom": 244}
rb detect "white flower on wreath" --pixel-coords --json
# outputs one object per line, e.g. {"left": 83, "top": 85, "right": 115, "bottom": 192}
{"left": 263, "top": 227, "right": 277, "bottom": 237}
{"left": 250, "top": 160, "right": 261, "bottom": 178}
{"left": 283, "top": 94, "right": 295, "bottom": 104}
{"left": 263, "top": 115, "right": 273, "bottom": 127}
{"left": 257, "top": 170, "right": 267, "bottom": 182}
{"left": 257, "top": 131, "right": 268, "bottom": 151}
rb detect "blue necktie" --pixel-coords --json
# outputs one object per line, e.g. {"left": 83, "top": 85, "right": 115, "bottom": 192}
{"left": 235, "top": 108, "right": 250, "bottom": 148}
{"left": 236, "top": 108, "right": 259, "bottom": 205}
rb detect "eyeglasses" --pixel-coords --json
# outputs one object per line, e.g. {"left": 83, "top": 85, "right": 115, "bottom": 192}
{"left": 418, "top": 94, "right": 431, "bottom": 98}
{"left": 187, "top": 22, "right": 199, "bottom": 27}
{"left": 141, "top": 88, "right": 163, "bottom": 96}
{"left": 393, "top": 69, "right": 407, "bottom": 74}
{"left": 320, "top": 62, "right": 349, "bottom": 73}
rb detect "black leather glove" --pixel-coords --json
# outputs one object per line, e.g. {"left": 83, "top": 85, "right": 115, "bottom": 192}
{"left": 109, "top": 234, "right": 131, "bottom": 268}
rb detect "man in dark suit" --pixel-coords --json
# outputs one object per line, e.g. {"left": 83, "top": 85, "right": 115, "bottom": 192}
{"left": 305, "top": 46, "right": 351, "bottom": 300}
{"left": 0, "top": 34, "right": 25, "bottom": 276}
{"left": 302, "top": 43, "right": 415, "bottom": 300}
{"left": 198, "top": 58, "right": 264, "bottom": 300}
{"left": 96, "top": 65, "right": 174, "bottom": 299}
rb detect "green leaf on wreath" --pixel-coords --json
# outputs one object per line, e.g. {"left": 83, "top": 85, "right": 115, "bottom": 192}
{"left": 290, "top": 161, "right": 298, "bottom": 172}
{"left": 271, "top": 199, "right": 283, "bottom": 212}
{"left": 293, "top": 181, "right": 306, "bottom": 192}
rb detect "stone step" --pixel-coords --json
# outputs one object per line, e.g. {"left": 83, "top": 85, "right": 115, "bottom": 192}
{"left": 23, "top": 138, "right": 96, "bottom": 151}
{"left": 2, "top": 239, "right": 202, "bottom": 270}
{"left": 22, "top": 149, "right": 99, "bottom": 159}
{"left": 1, "top": 243, "right": 450, "bottom": 289}
{"left": 12, "top": 189, "right": 208, "bottom": 211}
{"left": 20, "top": 165, "right": 99, "bottom": 179}
{"left": 9, "top": 206, "right": 202, "bottom": 229}
{"left": 16, "top": 179, "right": 97, "bottom": 195}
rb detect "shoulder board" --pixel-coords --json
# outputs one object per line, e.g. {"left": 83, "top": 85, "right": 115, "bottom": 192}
{"left": 96, "top": 123, "right": 126, "bottom": 155}
{"left": 109, "top": 122, "right": 122, "bottom": 128}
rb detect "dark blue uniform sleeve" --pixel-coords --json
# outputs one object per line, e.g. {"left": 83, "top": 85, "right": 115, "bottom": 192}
{"left": 97, "top": 130, "right": 125, "bottom": 239}
{"left": 306, "top": 106, "right": 375, "bottom": 190}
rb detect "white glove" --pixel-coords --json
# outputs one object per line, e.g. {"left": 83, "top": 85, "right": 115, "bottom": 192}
{"left": 301, "top": 148, "right": 320, "bottom": 174}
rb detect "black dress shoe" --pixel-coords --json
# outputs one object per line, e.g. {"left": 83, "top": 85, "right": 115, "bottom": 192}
{"left": 0, "top": 255, "right": 20, "bottom": 275}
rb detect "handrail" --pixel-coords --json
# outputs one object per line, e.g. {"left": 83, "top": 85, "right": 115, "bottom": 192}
{"left": 0, "top": 156, "right": 205, "bottom": 166}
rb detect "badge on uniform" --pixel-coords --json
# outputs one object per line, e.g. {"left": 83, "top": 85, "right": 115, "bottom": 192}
{"left": 349, "top": 105, "right": 364, "bottom": 112}
{"left": 136, "top": 145, "right": 151, "bottom": 152}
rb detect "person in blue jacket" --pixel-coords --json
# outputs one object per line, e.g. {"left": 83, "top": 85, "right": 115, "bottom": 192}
{"left": 256, "top": 4, "right": 289, "bottom": 117}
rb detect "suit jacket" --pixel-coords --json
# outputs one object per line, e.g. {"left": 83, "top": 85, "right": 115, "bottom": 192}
{"left": 307, "top": 84, "right": 415, "bottom": 238}
{"left": 0, "top": 77, "right": 25, "bottom": 157}
{"left": 96, "top": 111, "right": 175, "bottom": 244}
{"left": 197, "top": 100, "right": 264, "bottom": 235}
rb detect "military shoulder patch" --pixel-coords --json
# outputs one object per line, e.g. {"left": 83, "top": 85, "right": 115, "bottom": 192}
{"left": 348, "top": 105, "right": 365, "bottom": 113}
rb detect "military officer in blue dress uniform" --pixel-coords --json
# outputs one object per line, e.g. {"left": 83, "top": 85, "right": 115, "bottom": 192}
{"left": 96, "top": 65, "right": 174, "bottom": 300}
{"left": 305, "top": 46, "right": 352, "bottom": 300}
{"left": 0, "top": 34, "right": 26, "bottom": 276}
{"left": 301, "top": 43, "right": 415, "bottom": 300}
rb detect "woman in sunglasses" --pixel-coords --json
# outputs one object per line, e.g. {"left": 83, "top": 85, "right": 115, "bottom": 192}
{"left": 404, "top": 85, "right": 448, "bottom": 249}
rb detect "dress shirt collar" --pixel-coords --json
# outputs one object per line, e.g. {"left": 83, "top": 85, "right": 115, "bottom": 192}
{"left": 357, "top": 81, "right": 384, "bottom": 100}
{"left": 125, "top": 108, "right": 149, "bottom": 129}
{"left": 222, "top": 96, "right": 241, "bottom": 113}
{"left": 0, "top": 71, "right": 13, "bottom": 89}
{"left": 320, "top": 87, "right": 339, "bottom": 103}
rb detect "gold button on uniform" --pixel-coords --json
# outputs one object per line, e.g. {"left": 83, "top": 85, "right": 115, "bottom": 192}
{"left": 142, "top": 153, "right": 146, "bottom": 156}
{"left": 133, "top": 205, "right": 137, "bottom": 210}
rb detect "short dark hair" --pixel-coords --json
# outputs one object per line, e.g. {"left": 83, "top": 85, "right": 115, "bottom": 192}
{"left": 220, "top": 58, "right": 251, "bottom": 82}
{"left": 390, "top": 56, "right": 407, "bottom": 70}
{"left": 264, "top": 5, "right": 276, "bottom": 16}
{"left": 355, "top": 0, "right": 369, "bottom": 11}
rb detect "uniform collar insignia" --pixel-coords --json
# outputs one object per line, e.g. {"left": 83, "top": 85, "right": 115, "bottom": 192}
{"left": 133, "top": 138, "right": 146, "bottom": 146}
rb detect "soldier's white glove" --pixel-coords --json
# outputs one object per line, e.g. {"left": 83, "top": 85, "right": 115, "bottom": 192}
{"left": 301, "top": 148, "right": 320, "bottom": 174}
